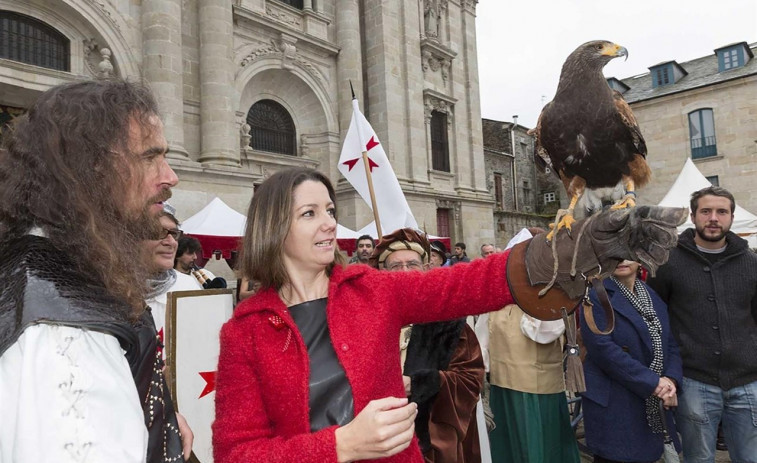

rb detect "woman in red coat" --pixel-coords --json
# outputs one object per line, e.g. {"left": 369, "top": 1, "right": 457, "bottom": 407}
{"left": 211, "top": 167, "right": 685, "bottom": 463}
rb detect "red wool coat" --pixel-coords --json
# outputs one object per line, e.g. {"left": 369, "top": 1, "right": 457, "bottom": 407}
{"left": 212, "top": 251, "right": 514, "bottom": 463}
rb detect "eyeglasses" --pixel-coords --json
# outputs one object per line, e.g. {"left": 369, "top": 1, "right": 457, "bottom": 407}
{"left": 160, "top": 228, "right": 184, "bottom": 241}
{"left": 386, "top": 261, "right": 424, "bottom": 272}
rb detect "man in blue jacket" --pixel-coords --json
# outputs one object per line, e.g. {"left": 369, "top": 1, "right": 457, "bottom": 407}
{"left": 648, "top": 186, "right": 757, "bottom": 463}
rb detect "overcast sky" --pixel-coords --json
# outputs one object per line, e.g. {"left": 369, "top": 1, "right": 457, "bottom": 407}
{"left": 476, "top": 0, "right": 757, "bottom": 129}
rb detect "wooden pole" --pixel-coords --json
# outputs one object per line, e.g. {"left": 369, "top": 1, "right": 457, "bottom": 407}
{"left": 362, "top": 150, "right": 382, "bottom": 238}
{"left": 350, "top": 82, "right": 383, "bottom": 239}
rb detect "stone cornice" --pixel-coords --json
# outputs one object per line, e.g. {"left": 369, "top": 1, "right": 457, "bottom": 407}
{"left": 233, "top": 5, "right": 338, "bottom": 57}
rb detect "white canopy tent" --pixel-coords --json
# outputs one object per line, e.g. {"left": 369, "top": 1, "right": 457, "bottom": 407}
{"left": 657, "top": 159, "right": 757, "bottom": 247}
{"left": 180, "top": 197, "right": 247, "bottom": 260}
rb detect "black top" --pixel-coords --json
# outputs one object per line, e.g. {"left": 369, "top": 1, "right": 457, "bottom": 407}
{"left": 288, "top": 298, "right": 354, "bottom": 431}
{"left": 648, "top": 229, "right": 757, "bottom": 390}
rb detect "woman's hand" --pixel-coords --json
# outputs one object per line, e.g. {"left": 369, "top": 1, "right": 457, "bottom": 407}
{"left": 402, "top": 376, "right": 412, "bottom": 396}
{"left": 335, "top": 397, "right": 417, "bottom": 463}
{"left": 654, "top": 376, "right": 677, "bottom": 401}
{"left": 662, "top": 393, "right": 678, "bottom": 409}
{"left": 175, "top": 412, "right": 194, "bottom": 460}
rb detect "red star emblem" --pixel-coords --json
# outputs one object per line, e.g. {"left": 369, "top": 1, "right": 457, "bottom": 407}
{"left": 342, "top": 136, "right": 381, "bottom": 172}
{"left": 198, "top": 371, "right": 217, "bottom": 398}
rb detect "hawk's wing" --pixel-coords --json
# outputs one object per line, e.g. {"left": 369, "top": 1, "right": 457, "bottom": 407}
{"left": 613, "top": 90, "right": 647, "bottom": 159}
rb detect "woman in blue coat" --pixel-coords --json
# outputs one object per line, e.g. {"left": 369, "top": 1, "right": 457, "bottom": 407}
{"left": 581, "top": 260, "right": 683, "bottom": 463}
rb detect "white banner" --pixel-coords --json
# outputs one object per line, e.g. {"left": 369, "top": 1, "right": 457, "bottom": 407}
{"left": 338, "top": 99, "right": 417, "bottom": 235}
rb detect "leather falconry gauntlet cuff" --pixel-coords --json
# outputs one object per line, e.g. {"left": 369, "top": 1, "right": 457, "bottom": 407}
{"left": 507, "top": 206, "right": 687, "bottom": 320}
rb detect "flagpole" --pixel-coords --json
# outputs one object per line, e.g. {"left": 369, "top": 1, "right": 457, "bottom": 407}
{"left": 351, "top": 82, "right": 383, "bottom": 238}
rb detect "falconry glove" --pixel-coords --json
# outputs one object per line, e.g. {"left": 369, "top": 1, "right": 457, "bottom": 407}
{"left": 507, "top": 206, "right": 687, "bottom": 320}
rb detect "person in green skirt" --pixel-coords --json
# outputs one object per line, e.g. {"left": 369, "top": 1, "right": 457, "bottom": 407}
{"left": 486, "top": 228, "right": 581, "bottom": 463}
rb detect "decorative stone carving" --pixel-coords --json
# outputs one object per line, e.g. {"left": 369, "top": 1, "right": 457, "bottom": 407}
{"left": 240, "top": 122, "right": 251, "bottom": 149}
{"left": 97, "top": 48, "right": 113, "bottom": 78}
{"left": 423, "top": 0, "right": 439, "bottom": 39}
{"left": 83, "top": 0, "right": 121, "bottom": 31}
{"left": 423, "top": 93, "right": 454, "bottom": 124}
{"left": 422, "top": 51, "right": 451, "bottom": 83}
{"left": 84, "top": 38, "right": 116, "bottom": 78}
{"left": 238, "top": 37, "right": 326, "bottom": 85}
{"left": 265, "top": 5, "right": 302, "bottom": 27}
{"left": 420, "top": 39, "right": 456, "bottom": 84}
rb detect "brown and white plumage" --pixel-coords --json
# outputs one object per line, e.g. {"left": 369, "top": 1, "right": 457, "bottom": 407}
{"left": 530, "top": 40, "right": 651, "bottom": 239}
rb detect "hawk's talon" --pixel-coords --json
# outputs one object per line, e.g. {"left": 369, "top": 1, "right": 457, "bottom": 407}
{"left": 546, "top": 209, "right": 576, "bottom": 241}
{"left": 610, "top": 195, "right": 637, "bottom": 210}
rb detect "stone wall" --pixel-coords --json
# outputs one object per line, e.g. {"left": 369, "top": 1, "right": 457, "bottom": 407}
{"left": 629, "top": 74, "right": 757, "bottom": 213}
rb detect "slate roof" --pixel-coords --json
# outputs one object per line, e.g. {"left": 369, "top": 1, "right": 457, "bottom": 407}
{"left": 614, "top": 42, "right": 757, "bottom": 104}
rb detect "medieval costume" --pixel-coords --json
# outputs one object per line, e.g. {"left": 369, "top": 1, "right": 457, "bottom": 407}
{"left": 0, "top": 234, "right": 147, "bottom": 462}
{"left": 487, "top": 304, "right": 580, "bottom": 463}
{"left": 404, "top": 320, "right": 484, "bottom": 463}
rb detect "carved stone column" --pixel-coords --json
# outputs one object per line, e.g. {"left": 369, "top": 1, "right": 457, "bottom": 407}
{"left": 198, "top": 0, "right": 239, "bottom": 166}
{"left": 336, "top": 0, "right": 363, "bottom": 142}
{"left": 142, "top": 0, "right": 189, "bottom": 159}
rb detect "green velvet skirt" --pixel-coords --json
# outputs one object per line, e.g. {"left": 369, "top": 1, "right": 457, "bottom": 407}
{"left": 489, "top": 385, "right": 580, "bottom": 463}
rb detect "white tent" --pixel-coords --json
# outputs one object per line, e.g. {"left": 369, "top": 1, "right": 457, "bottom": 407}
{"left": 181, "top": 197, "right": 247, "bottom": 237}
{"left": 658, "top": 158, "right": 757, "bottom": 237}
{"left": 180, "top": 197, "right": 247, "bottom": 259}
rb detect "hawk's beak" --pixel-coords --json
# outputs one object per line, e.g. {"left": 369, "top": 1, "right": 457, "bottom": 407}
{"left": 603, "top": 44, "right": 629, "bottom": 61}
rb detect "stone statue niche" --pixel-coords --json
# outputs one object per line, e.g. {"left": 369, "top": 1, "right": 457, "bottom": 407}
{"left": 424, "top": 0, "right": 439, "bottom": 39}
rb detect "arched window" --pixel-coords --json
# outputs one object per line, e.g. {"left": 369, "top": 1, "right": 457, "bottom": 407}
{"left": 688, "top": 108, "right": 717, "bottom": 159}
{"left": 0, "top": 11, "right": 70, "bottom": 71}
{"left": 246, "top": 99, "right": 296, "bottom": 156}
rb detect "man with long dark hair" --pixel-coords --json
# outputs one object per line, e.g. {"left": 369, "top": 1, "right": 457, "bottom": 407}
{"left": 0, "top": 80, "right": 179, "bottom": 461}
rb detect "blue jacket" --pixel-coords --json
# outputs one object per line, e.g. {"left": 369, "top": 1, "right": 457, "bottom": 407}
{"left": 580, "top": 278, "right": 683, "bottom": 462}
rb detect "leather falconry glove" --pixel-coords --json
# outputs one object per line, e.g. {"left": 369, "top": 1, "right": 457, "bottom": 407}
{"left": 507, "top": 206, "right": 687, "bottom": 321}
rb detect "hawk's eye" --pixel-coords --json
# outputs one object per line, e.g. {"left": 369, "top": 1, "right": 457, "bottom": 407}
{"left": 595, "top": 44, "right": 603, "bottom": 50}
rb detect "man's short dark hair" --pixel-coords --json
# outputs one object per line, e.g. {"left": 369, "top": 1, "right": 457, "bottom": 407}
{"left": 690, "top": 186, "right": 735, "bottom": 214}
{"left": 455, "top": 242, "right": 466, "bottom": 250}
{"left": 356, "top": 235, "right": 375, "bottom": 247}
{"left": 176, "top": 236, "right": 202, "bottom": 259}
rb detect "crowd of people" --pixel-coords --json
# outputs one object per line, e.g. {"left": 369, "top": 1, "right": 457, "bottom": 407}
{"left": 0, "top": 79, "right": 753, "bottom": 463}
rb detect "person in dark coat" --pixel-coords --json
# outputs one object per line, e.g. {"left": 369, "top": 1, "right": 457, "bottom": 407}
{"left": 581, "top": 260, "right": 683, "bottom": 463}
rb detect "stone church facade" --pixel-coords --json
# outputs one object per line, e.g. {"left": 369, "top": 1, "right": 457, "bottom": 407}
{"left": 0, "top": 0, "right": 495, "bottom": 250}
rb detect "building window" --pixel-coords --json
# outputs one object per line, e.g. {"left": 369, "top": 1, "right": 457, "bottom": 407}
{"left": 0, "top": 11, "right": 70, "bottom": 71}
{"left": 705, "top": 175, "right": 720, "bottom": 187}
{"left": 654, "top": 66, "right": 670, "bottom": 87}
{"left": 275, "top": 0, "right": 304, "bottom": 9}
{"left": 544, "top": 192, "right": 556, "bottom": 203}
{"left": 718, "top": 47, "right": 743, "bottom": 71}
{"left": 493, "top": 173, "right": 503, "bottom": 210}
{"left": 436, "top": 208, "right": 450, "bottom": 238}
{"left": 246, "top": 99, "right": 296, "bottom": 155}
{"left": 430, "top": 111, "right": 450, "bottom": 172}
{"left": 688, "top": 108, "right": 717, "bottom": 159}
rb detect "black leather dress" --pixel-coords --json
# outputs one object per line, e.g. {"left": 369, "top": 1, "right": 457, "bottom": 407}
{"left": 288, "top": 298, "right": 355, "bottom": 431}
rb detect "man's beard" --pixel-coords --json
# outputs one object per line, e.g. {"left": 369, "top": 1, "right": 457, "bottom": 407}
{"left": 695, "top": 222, "right": 728, "bottom": 242}
{"left": 358, "top": 251, "right": 371, "bottom": 262}
{"left": 127, "top": 188, "right": 172, "bottom": 240}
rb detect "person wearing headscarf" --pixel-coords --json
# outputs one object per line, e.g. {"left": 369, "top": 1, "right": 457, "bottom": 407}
{"left": 371, "top": 229, "right": 484, "bottom": 463}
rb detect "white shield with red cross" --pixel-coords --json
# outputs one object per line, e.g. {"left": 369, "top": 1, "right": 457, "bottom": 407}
{"left": 166, "top": 289, "right": 235, "bottom": 463}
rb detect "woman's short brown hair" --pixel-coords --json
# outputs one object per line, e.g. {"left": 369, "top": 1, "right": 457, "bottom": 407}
{"left": 238, "top": 167, "right": 345, "bottom": 290}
